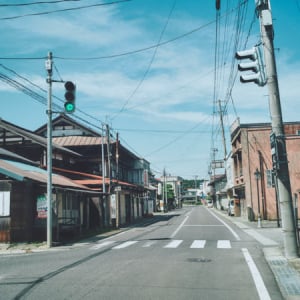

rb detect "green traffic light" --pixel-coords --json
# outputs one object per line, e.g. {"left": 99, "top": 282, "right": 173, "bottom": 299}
{"left": 65, "top": 102, "right": 75, "bottom": 113}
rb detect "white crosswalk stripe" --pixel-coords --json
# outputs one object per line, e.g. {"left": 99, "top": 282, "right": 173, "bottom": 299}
{"left": 217, "top": 240, "right": 231, "bottom": 249}
{"left": 112, "top": 241, "right": 138, "bottom": 249}
{"left": 164, "top": 240, "right": 183, "bottom": 248}
{"left": 142, "top": 241, "right": 158, "bottom": 247}
{"left": 90, "top": 240, "right": 115, "bottom": 250}
{"left": 89, "top": 239, "right": 232, "bottom": 250}
{"left": 190, "top": 240, "right": 206, "bottom": 249}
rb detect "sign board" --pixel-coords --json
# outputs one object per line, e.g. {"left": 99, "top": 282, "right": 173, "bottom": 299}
{"left": 211, "top": 160, "right": 224, "bottom": 169}
{"left": 115, "top": 186, "right": 121, "bottom": 192}
{"left": 266, "top": 170, "right": 275, "bottom": 188}
{"left": 36, "top": 194, "right": 47, "bottom": 219}
{"left": 0, "top": 191, "right": 10, "bottom": 216}
{"left": 110, "top": 194, "right": 116, "bottom": 218}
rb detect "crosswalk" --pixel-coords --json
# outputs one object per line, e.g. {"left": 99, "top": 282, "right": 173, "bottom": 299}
{"left": 89, "top": 239, "right": 232, "bottom": 251}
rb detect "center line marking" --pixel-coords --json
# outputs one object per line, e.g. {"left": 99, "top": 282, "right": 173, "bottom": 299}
{"left": 170, "top": 215, "right": 189, "bottom": 238}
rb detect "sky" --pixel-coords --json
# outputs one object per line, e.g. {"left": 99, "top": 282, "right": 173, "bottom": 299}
{"left": 0, "top": 0, "right": 300, "bottom": 180}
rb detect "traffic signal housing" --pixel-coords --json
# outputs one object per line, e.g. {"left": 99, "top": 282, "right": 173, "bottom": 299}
{"left": 235, "top": 46, "right": 266, "bottom": 87}
{"left": 64, "top": 81, "right": 76, "bottom": 113}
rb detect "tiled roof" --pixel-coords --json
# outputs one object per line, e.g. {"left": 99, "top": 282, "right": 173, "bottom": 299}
{"left": 0, "top": 119, "right": 80, "bottom": 156}
{"left": 53, "top": 136, "right": 108, "bottom": 146}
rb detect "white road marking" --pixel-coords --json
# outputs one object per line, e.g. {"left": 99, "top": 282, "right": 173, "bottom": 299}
{"left": 190, "top": 240, "right": 206, "bottom": 248}
{"left": 217, "top": 240, "right": 231, "bottom": 249}
{"left": 112, "top": 241, "right": 138, "bottom": 249}
{"left": 89, "top": 240, "right": 115, "bottom": 250}
{"left": 142, "top": 241, "right": 157, "bottom": 248}
{"left": 207, "top": 208, "right": 241, "bottom": 240}
{"left": 242, "top": 248, "right": 271, "bottom": 300}
{"left": 164, "top": 240, "right": 183, "bottom": 248}
{"left": 170, "top": 215, "right": 189, "bottom": 238}
{"left": 184, "top": 224, "right": 224, "bottom": 227}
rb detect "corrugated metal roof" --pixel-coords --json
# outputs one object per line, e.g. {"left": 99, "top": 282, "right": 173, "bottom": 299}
{"left": 0, "top": 148, "right": 38, "bottom": 165}
{"left": 53, "top": 136, "right": 107, "bottom": 146}
{"left": 0, "top": 159, "right": 91, "bottom": 190}
{"left": 0, "top": 119, "right": 81, "bottom": 157}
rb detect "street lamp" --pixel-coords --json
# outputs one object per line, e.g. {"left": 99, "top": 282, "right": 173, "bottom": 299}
{"left": 254, "top": 168, "right": 262, "bottom": 228}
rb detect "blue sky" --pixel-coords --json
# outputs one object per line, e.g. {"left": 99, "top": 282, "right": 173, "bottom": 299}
{"left": 0, "top": 0, "right": 300, "bottom": 179}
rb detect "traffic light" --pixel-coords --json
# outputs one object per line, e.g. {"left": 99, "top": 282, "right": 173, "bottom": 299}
{"left": 64, "top": 81, "right": 76, "bottom": 113}
{"left": 270, "top": 132, "right": 279, "bottom": 171}
{"left": 235, "top": 46, "right": 266, "bottom": 87}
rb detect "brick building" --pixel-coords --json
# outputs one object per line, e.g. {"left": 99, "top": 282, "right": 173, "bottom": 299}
{"left": 230, "top": 118, "right": 300, "bottom": 221}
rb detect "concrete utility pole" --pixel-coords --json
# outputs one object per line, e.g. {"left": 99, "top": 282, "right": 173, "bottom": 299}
{"left": 218, "top": 100, "right": 227, "bottom": 159}
{"left": 256, "top": 0, "right": 298, "bottom": 258}
{"left": 45, "top": 52, "right": 53, "bottom": 248}
{"left": 101, "top": 123, "right": 106, "bottom": 226}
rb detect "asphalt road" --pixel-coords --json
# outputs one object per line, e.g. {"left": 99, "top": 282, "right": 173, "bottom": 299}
{"left": 0, "top": 206, "right": 283, "bottom": 300}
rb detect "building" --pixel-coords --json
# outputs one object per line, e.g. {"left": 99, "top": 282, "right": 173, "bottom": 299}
{"left": 230, "top": 118, "right": 300, "bottom": 221}
{"left": 0, "top": 115, "right": 155, "bottom": 242}
{"left": 159, "top": 175, "right": 183, "bottom": 210}
{"left": 0, "top": 147, "right": 95, "bottom": 243}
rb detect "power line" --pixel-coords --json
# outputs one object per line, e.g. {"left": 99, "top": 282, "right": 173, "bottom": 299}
{"left": 0, "top": 2, "right": 248, "bottom": 61}
{"left": 0, "top": 63, "right": 106, "bottom": 131}
{"left": 0, "top": 0, "right": 131, "bottom": 21}
{"left": 114, "top": 128, "right": 210, "bottom": 134}
{"left": 110, "top": 0, "right": 177, "bottom": 120}
{"left": 145, "top": 115, "right": 211, "bottom": 158}
{"left": 0, "top": 0, "right": 82, "bottom": 7}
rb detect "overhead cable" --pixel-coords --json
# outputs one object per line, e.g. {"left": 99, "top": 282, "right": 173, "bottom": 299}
{"left": 0, "top": 0, "right": 131, "bottom": 21}
{"left": 110, "top": 0, "right": 177, "bottom": 120}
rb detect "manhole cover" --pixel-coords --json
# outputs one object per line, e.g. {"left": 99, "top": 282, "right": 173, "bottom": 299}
{"left": 187, "top": 257, "right": 212, "bottom": 263}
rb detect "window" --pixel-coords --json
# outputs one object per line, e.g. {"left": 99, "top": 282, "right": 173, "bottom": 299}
{"left": 0, "top": 191, "right": 10, "bottom": 216}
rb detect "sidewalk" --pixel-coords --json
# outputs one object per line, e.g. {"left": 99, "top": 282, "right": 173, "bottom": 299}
{"left": 215, "top": 208, "right": 300, "bottom": 300}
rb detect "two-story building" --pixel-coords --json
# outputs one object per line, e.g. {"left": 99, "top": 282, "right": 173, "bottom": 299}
{"left": 0, "top": 114, "right": 154, "bottom": 242}
{"left": 0, "top": 119, "right": 96, "bottom": 243}
{"left": 230, "top": 118, "right": 300, "bottom": 221}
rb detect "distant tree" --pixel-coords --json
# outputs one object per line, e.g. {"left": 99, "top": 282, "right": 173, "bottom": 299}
{"left": 166, "top": 184, "right": 175, "bottom": 200}
{"left": 182, "top": 179, "right": 204, "bottom": 191}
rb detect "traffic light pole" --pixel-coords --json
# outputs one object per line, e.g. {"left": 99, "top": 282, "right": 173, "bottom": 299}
{"left": 46, "top": 52, "right": 53, "bottom": 248}
{"left": 257, "top": 0, "right": 298, "bottom": 258}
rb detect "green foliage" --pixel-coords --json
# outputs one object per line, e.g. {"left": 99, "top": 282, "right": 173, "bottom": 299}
{"left": 182, "top": 179, "right": 204, "bottom": 191}
{"left": 166, "top": 184, "right": 175, "bottom": 200}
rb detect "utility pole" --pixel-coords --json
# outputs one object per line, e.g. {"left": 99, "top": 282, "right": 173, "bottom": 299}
{"left": 256, "top": 0, "right": 298, "bottom": 258}
{"left": 45, "top": 52, "right": 53, "bottom": 248}
{"left": 194, "top": 175, "right": 198, "bottom": 203}
{"left": 101, "top": 123, "right": 106, "bottom": 226}
{"left": 163, "top": 168, "right": 167, "bottom": 212}
{"left": 218, "top": 100, "right": 227, "bottom": 159}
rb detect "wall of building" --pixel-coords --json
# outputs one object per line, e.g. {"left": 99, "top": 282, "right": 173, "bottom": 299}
{"left": 236, "top": 124, "right": 300, "bottom": 220}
